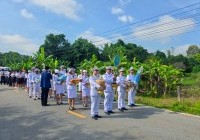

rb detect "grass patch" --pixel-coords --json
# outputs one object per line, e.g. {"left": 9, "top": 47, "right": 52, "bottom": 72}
{"left": 136, "top": 96, "right": 200, "bottom": 116}
{"left": 182, "top": 72, "right": 200, "bottom": 86}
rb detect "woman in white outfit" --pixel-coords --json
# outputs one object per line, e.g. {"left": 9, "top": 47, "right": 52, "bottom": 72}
{"left": 66, "top": 68, "right": 77, "bottom": 110}
{"left": 81, "top": 70, "right": 90, "bottom": 107}
{"left": 78, "top": 70, "right": 83, "bottom": 100}
{"left": 32, "top": 69, "right": 41, "bottom": 100}
{"left": 52, "top": 69, "right": 61, "bottom": 104}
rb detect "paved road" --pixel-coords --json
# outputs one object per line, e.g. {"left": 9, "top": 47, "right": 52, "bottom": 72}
{"left": 0, "top": 85, "right": 200, "bottom": 140}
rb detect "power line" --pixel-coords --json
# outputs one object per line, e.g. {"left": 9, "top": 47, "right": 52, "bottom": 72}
{"left": 86, "top": 6, "right": 200, "bottom": 40}
{"left": 91, "top": 13, "right": 200, "bottom": 44}
{"left": 87, "top": 2, "right": 200, "bottom": 38}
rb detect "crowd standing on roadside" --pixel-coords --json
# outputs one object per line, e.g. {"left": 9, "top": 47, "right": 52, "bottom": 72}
{"left": 0, "top": 65, "right": 139, "bottom": 120}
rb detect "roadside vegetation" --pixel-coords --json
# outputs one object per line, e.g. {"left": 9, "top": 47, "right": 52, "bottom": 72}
{"left": 1, "top": 33, "right": 200, "bottom": 115}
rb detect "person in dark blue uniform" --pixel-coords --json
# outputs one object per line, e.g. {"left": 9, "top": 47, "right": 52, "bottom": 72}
{"left": 40, "top": 66, "right": 52, "bottom": 106}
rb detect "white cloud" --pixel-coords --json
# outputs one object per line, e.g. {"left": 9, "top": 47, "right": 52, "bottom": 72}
{"left": 118, "top": 15, "right": 133, "bottom": 23}
{"left": 173, "top": 44, "right": 189, "bottom": 56}
{"left": 133, "top": 15, "right": 196, "bottom": 40}
{"left": 27, "top": 0, "right": 82, "bottom": 21}
{"left": 111, "top": 7, "right": 124, "bottom": 15}
{"left": 20, "top": 9, "right": 34, "bottom": 19}
{"left": 78, "top": 30, "right": 111, "bottom": 48}
{"left": 119, "top": 0, "right": 131, "bottom": 6}
{"left": 0, "top": 34, "right": 39, "bottom": 55}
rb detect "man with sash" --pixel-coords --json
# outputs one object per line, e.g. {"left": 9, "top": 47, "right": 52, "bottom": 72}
{"left": 89, "top": 67, "right": 103, "bottom": 120}
{"left": 103, "top": 66, "right": 115, "bottom": 115}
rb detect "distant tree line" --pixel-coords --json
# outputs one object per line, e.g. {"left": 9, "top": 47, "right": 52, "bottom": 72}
{"left": 0, "top": 33, "right": 200, "bottom": 73}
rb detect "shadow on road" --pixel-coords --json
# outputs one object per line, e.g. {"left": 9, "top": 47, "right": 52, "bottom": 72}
{"left": 0, "top": 105, "right": 137, "bottom": 140}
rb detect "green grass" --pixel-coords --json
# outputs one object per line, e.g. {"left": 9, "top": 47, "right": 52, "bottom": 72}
{"left": 136, "top": 96, "right": 200, "bottom": 116}
{"left": 182, "top": 72, "right": 200, "bottom": 86}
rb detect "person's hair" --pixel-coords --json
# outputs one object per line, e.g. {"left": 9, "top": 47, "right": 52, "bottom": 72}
{"left": 45, "top": 66, "right": 50, "bottom": 70}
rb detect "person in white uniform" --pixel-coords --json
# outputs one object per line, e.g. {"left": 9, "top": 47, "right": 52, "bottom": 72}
{"left": 26, "top": 70, "right": 31, "bottom": 94}
{"left": 126, "top": 67, "right": 137, "bottom": 107}
{"left": 28, "top": 67, "right": 35, "bottom": 98}
{"left": 57, "top": 69, "right": 66, "bottom": 104}
{"left": 32, "top": 69, "right": 41, "bottom": 100}
{"left": 60, "top": 66, "right": 67, "bottom": 95}
{"left": 52, "top": 69, "right": 58, "bottom": 102}
{"left": 81, "top": 70, "right": 90, "bottom": 107}
{"left": 116, "top": 68, "right": 128, "bottom": 112}
{"left": 66, "top": 68, "right": 77, "bottom": 110}
{"left": 89, "top": 67, "right": 103, "bottom": 120}
{"left": 103, "top": 66, "right": 115, "bottom": 115}
{"left": 78, "top": 70, "right": 83, "bottom": 100}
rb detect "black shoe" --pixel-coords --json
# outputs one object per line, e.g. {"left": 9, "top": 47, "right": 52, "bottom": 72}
{"left": 92, "top": 116, "right": 98, "bottom": 120}
{"left": 122, "top": 107, "right": 128, "bottom": 110}
{"left": 132, "top": 104, "right": 137, "bottom": 106}
{"left": 95, "top": 115, "right": 102, "bottom": 118}
{"left": 104, "top": 111, "right": 110, "bottom": 115}
{"left": 109, "top": 111, "right": 115, "bottom": 114}
{"left": 44, "top": 104, "right": 51, "bottom": 106}
{"left": 118, "top": 108, "right": 124, "bottom": 112}
{"left": 128, "top": 104, "right": 133, "bottom": 107}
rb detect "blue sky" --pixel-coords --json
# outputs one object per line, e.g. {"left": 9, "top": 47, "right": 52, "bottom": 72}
{"left": 0, "top": 0, "right": 199, "bottom": 55}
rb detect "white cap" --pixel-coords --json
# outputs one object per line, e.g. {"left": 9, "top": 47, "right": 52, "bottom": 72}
{"left": 119, "top": 67, "right": 125, "bottom": 72}
{"left": 68, "top": 68, "right": 74, "bottom": 72}
{"left": 60, "top": 65, "right": 64, "bottom": 69}
{"left": 83, "top": 70, "right": 87, "bottom": 73}
{"left": 129, "top": 67, "right": 134, "bottom": 71}
{"left": 35, "top": 68, "right": 40, "bottom": 72}
{"left": 93, "top": 67, "right": 99, "bottom": 71}
{"left": 106, "top": 66, "right": 112, "bottom": 70}
{"left": 28, "top": 70, "right": 31, "bottom": 73}
{"left": 54, "top": 69, "right": 59, "bottom": 73}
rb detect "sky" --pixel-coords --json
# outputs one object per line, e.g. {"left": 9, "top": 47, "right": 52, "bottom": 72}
{"left": 0, "top": 0, "right": 200, "bottom": 55}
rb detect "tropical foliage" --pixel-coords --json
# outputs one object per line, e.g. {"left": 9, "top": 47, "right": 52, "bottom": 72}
{"left": 1, "top": 33, "right": 200, "bottom": 97}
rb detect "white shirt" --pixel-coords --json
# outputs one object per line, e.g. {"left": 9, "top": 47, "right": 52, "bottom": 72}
{"left": 82, "top": 75, "right": 89, "bottom": 90}
{"left": 116, "top": 75, "right": 126, "bottom": 92}
{"left": 66, "top": 73, "right": 77, "bottom": 90}
{"left": 102, "top": 72, "right": 114, "bottom": 92}
{"left": 28, "top": 72, "right": 34, "bottom": 83}
{"left": 126, "top": 74, "right": 135, "bottom": 82}
{"left": 33, "top": 73, "right": 41, "bottom": 84}
{"left": 89, "top": 75, "right": 101, "bottom": 96}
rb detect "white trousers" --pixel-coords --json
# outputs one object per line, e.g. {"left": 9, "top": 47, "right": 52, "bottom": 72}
{"left": 118, "top": 90, "right": 126, "bottom": 109}
{"left": 128, "top": 89, "right": 136, "bottom": 105}
{"left": 90, "top": 94, "right": 101, "bottom": 116}
{"left": 104, "top": 91, "right": 114, "bottom": 112}
{"left": 29, "top": 83, "right": 33, "bottom": 96}
{"left": 33, "top": 84, "right": 40, "bottom": 98}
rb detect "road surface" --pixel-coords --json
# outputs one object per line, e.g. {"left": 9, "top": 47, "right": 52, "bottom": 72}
{"left": 0, "top": 85, "right": 200, "bottom": 140}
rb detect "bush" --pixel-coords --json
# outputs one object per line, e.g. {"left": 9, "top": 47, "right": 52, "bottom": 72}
{"left": 192, "top": 65, "right": 200, "bottom": 73}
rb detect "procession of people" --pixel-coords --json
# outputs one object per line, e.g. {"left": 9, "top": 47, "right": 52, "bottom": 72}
{"left": 0, "top": 65, "right": 139, "bottom": 120}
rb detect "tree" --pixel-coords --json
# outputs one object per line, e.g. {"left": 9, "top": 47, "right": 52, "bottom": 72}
{"left": 186, "top": 45, "right": 200, "bottom": 57}
{"left": 101, "top": 40, "right": 149, "bottom": 63}
{"left": 0, "top": 51, "right": 29, "bottom": 67}
{"left": 71, "top": 38, "right": 100, "bottom": 67}
{"left": 154, "top": 50, "right": 167, "bottom": 63}
{"left": 39, "top": 34, "right": 73, "bottom": 64}
{"left": 167, "top": 54, "right": 191, "bottom": 72}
